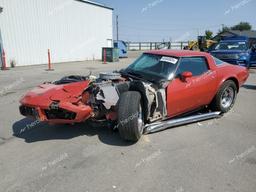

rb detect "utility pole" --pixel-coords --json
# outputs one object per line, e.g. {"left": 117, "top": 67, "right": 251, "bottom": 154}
{"left": 0, "top": 7, "right": 4, "bottom": 69}
{"left": 116, "top": 15, "right": 119, "bottom": 41}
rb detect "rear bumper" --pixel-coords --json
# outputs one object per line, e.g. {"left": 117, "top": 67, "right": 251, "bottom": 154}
{"left": 19, "top": 102, "right": 93, "bottom": 124}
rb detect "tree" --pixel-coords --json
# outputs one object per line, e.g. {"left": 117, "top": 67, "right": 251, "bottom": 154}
{"left": 218, "top": 25, "right": 230, "bottom": 34}
{"left": 205, "top": 30, "right": 213, "bottom": 40}
{"left": 230, "top": 22, "right": 252, "bottom": 31}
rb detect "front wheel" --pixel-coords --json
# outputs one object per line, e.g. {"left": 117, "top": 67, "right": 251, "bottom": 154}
{"left": 117, "top": 91, "right": 144, "bottom": 142}
{"left": 211, "top": 80, "right": 237, "bottom": 113}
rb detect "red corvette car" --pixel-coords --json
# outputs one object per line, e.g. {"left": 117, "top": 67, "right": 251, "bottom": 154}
{"left": 19, "top": 50, "right": 249, "bottom": 141}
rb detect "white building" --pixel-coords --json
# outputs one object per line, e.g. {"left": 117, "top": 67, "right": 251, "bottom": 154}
{"left": 0, "top": 0, "right": 113, "bottom": 66}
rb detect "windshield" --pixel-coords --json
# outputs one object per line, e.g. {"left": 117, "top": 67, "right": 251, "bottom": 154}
{"left": 125, "top": 53, "right": 179, "bottom": 81}
{"left": 214, "top": 41, "right": 248, "bottom": 51}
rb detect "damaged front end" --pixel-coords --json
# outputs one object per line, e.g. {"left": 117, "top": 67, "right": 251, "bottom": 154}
{"left": 82, "top": 72, "right": 168, "bottom": 125}
{"left": 19, "top": 72, "right": 168, "bottom": 126}
{"left": 19, "top": 75, "right": 93, "bottom": 124}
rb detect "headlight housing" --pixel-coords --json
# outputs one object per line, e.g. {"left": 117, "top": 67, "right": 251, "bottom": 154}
{"left": 239, "top": 53, "right": 249, "bottom": 60}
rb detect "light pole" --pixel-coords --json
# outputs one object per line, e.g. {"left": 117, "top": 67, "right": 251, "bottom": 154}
{"left": 116, "top": 15, "right": 119, "bottom": 41}
{"left": 0, "top": 7, "right": 4, "bottom": 69}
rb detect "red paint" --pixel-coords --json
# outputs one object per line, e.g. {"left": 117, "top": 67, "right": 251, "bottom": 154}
{"left": 1, "top": 49, "right": 7, "bottom": 70}
{"left": 47, "top": 49, "right": 54, "bottom": 71}
{"left": 20, "top": 80, "right": 92, "bottom": 124}
{"left": 106, "top": 111, "right": 118, "bottom": 121}
{"left": 166, "top": 51, "right": 249, "bottom": 117}
{"left": 103, "top": 48, "right": 107, "bottom": 64}
{"left": 181, "top": 71, "right": 193, "bottom": 79}
{"left": 19, "top": 50, "right": 249, "bottom": 125}
{"left": 145, "top": 50, "right": 212, "bottom": 58}
{"left": 167, "top": 72, "right": 218, "bottom": 117}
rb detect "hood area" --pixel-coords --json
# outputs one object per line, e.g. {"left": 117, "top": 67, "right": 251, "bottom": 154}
{"left": 210, "top": 50, "right": 246, "bottom": 54}
{"left": 20, "top": 80, "right": 90, "bottom": 107}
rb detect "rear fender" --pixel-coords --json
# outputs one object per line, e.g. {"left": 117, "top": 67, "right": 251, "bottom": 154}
{"left": 216, "top": 76, "right": 240, "bottom": 94}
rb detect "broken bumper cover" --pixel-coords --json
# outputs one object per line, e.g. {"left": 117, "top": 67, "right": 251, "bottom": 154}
{"left": 19, "top": 102, "right": 93, "bottom": 124}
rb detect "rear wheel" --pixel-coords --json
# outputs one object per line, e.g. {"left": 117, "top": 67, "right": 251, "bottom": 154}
{"left": 117, "top": 91, "right": 144, "bottom": 142}
{"left": 211, "top": 80, "right": 237, "bottom": 113}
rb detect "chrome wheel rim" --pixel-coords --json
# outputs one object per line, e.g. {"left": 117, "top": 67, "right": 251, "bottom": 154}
{"left": 138, "top": 105, "right": 144, "bottom": 134}
{"left": 221, "top": 87, "right": 235, "bottom": 109}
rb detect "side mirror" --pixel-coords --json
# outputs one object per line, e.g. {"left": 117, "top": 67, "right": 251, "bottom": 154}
{"left": 181, "top": 71, "right": 193, "bottom": 81}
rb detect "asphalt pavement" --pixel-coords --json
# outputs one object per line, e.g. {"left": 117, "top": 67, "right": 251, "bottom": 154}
{"left": 0, "top": 52, "right": 256, "bottom": 192}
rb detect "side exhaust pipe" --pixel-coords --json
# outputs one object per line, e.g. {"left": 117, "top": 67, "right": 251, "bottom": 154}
{"left": 144, "top": 111, "right": 221, "bottom": 134}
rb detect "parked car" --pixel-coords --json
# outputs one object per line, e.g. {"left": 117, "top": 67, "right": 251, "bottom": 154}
{"left": 114, "top": 40, "right": 128, "bottom": 58}
{"left": 210, "top": 36, "right": 256, "bottom": 68}
{"left": 19, "top": 50, "right": 249, "bottom": 141}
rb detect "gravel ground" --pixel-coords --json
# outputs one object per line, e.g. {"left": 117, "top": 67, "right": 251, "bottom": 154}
{"left": 0, "top": 51, "right": 256, "bottom": 192}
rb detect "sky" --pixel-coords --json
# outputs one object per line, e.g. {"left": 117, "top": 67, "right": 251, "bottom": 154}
{"left": 93, "top": 0, "right": 256, "bottom": 42}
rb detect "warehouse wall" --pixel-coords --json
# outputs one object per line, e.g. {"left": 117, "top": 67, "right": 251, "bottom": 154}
{"left": 0, "top": 0, "right": 113, "bottom": 66}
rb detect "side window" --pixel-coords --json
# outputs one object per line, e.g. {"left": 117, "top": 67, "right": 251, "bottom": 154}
{"left": 212, "top": 56, "right": 224, "bottom": 65}
{"left": 176, "top": 57, "right": 209, "bottom": 77}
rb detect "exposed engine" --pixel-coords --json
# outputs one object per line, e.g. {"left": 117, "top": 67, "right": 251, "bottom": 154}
{"left": 81, "top": 72, "right": 167, "bottom": 123}
{"left": 45, "top": 72, "right": 167, "bottom": 123}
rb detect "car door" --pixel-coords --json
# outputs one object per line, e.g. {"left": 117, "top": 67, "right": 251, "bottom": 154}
{"left": 166, "top": 56, "right": 217, "bottom": 117}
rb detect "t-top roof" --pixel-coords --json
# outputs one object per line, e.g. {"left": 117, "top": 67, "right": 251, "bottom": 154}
{"left": 144, "top": 50, "right": 210, "bottom": 57}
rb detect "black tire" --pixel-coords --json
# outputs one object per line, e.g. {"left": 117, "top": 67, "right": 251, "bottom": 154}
{"left": 117, "top": 91, "right": 144, "bottom": 142}
{"left": 211, "top": 80, "right": 237, "bottom": 113}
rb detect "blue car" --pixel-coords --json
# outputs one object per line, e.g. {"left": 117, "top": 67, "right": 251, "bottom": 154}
{"left": 210, "top": 36, "right": 256, "bottom": 68}
{"left": 114, "top": 40, "right": 128, "bottom": 58}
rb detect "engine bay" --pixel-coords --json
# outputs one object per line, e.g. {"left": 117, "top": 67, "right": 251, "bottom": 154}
{"left": 72, "top": 72, "right": 169, "bottom": 124}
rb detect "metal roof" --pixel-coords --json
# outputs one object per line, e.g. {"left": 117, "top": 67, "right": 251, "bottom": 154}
{"left": 228, "top": 30, "right": 256, "bottom": 38}
{"left": 213, "top": 30, "right": 256, "bottom": 40}
{"left": 75, "top": 0, "right": 114, "bottom": 10}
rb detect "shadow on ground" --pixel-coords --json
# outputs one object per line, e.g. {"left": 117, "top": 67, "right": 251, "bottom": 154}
{"left": 242, "top": 84, "right": 256, "bottom": 90}
{"left": 12, "top": 118, "right": 134, "bottom": 146}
